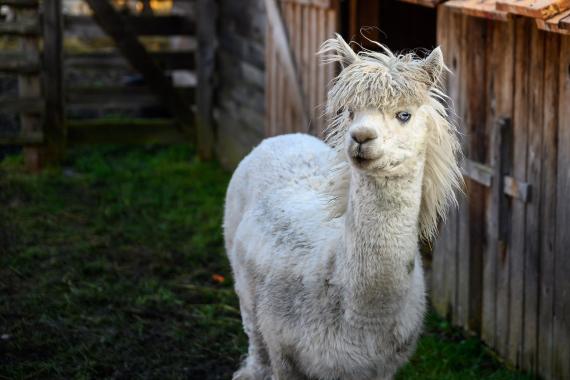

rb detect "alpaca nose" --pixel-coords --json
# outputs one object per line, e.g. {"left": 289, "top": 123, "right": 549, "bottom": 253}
{"left": 350, "top": 127, "right": 378, "bottom": 144}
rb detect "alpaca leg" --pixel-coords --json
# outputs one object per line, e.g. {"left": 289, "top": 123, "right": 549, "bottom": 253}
{"left": 233, "top": 305, "right": 271, "bottom": 380}
{"left": 268, "top": 349, "right": 306, "bottom": 380}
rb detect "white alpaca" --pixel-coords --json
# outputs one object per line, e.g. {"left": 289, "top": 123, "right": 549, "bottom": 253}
{"left": 223, "top": 34, "right": 462, "bottom": 380}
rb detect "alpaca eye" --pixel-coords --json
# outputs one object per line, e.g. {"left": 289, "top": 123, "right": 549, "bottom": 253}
{"left": 396, "top": 111, "right": 411, "bottom": 123}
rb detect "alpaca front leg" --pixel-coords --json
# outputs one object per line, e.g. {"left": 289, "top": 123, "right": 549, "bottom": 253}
{"left": 269, "top": 350, "right": 306, "bottom": 380}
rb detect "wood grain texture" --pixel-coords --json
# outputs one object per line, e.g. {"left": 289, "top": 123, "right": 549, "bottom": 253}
{"left": 521, "top": 26, "right": 546, "bottom": 375}
{"left": 482, "top": 19, "right": 515, "bottom": 349}
{"left": 536, "top": 8, "right": 570, "bottom": 34}
{"left": 537, "top": 32, "right": 560, "bottom": 380}
{"left": 496, "top": 0, "right": 570, "bottom": 19}
{"left": 553, "top": 33, "right": 570, "bottom": 380}
{"left": 265, "top": 0, "right": 310, "bottom": 130}
{"left": 507, "top": 17, "right": 532, "bottom": 367}
{"left": 444, "top": 0, "right": 510, "bottom": 21}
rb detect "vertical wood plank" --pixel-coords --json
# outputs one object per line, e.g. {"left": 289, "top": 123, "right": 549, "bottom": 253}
{"left": 508, "top": 17, "right": 532, "bottom": 367}
{"left": 302, "top": 4, "right": 311, "bottom": 133}
{"left": 316, "top": 8, "right": 327, "bottom": 136}
{"left": 266, "top": 22, "right": 274, "bottom": 136}
{"left": 284, "top": 2, "right": 294, "bottom": 133}
{"left": 465, "top": 16, "right": 487, "bottom": 333}
{"left": 538, "top": 31, "right": 560, "bottom": 380}
{"left": 196, "top": 0, "right": 217, "bottom": 158}
{"left": 522, "top": 25, "right": 546, "bottom": 375}
{"left": 17, "top": 8, "right": 43, "bottom": 171}
{"left": 553, "top": 33, "right": 570, "bottom": 380}
{"left": 432, "top": 4, "right": 453, "bottom": 317}
{"left": 484, "top": 18, "right": 516, "bottom": 354}
{"left": 309, "top": 5, "right": 318, "bottom": 135}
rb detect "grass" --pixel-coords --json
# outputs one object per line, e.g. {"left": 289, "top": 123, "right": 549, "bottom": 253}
{"left": 0, "top": 145, "right": 531, "bottom": 379}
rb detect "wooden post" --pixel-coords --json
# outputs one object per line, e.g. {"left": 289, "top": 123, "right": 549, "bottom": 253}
{"left": 42, "top": 0, "right": 66, "bottom": 164}
{"left": 196, "top": 0, "right": 217, "bottom": 160}
{"left": 16, "top": 6, "right": 42, "bottom": 171}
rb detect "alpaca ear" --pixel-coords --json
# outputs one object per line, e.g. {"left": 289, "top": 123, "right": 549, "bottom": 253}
{"left": 421, "top": 47, "right": 445, "bottom": 87}
{"left": 319, "top": 33, "right": 358, "bottom": 69}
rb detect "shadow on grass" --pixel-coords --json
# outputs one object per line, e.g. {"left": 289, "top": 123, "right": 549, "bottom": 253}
{"left": 0, "top": 145, "right": 530, "bottom": 379}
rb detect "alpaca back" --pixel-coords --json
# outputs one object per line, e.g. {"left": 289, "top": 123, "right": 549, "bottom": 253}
{"left": 223, "top": 133, "right": 335, "bottom": 263}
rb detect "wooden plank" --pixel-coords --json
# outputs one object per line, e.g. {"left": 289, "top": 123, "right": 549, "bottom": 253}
{"left": 521, "top": 26, "right": 546, "bottom": 375}
{"left": 67, "top": 119, "right": 183, "bottom": 145}
{"left": 266, "top": 22, "right": 274, "bottom": 136}
{"left": 482, "top": 19, "right": 515, "bottom": 349}
{"left": 64, "top": 15, "right": 196, "bottom": 37}
{"left": 496, "top": 0, "right": 570, "bottom": 19}
{"left": 444, "top": 0, "right": 510, "bottom": 21}
{"left": 461, "top": 15, "right": 487, "bottom": 333}
{"left": 507, "top": 17, "right": 532, "bottom": 367}
{"left": 537, "top": 8, "right": 570, "bottom": 34}
{"left": 316, "top": 7, "right": 327, "bottom": 136}
{"left": 265, "top": 0, "right": 310, "bottom": 130}
{"left": 196, "top": 0, "right": 216, "bottom": 159}
{"left": 309, "top": 5, "right": 318, "bottom": 134}
{"left": 0, "top": 97, "right": 43, "bottom": 114}
{"left": 42, "top": 0, "right": 65, "bottom": 165}
{"left": 283, "top": 2, "right": 294, "bottom": 133}
{"left": 0, "top": 53, "right": 39, "bottom": 73}
{"left": 83, "top": 0, "right": 194, "bottom": 137}
{"left": 537, "top": 32, "right": 560, "bottom": 380}
{"left": 553, "top": 33, "right": 570, "bottom": 380}
{"left": 503, "top": 176, "right": 531, "bottom": 202}
{"left": 66, "top": 86, "right": 193, "bottom": 109}
{"left": 431, "top": 2, "right": 452, "bottom": 318}
{"left": 65, "top": 51, "right": 196, "bottom": 71}
{"left": 461, "top": 159, "right": 493, "bottom": 187}
{"left": 398, "top": 0, "right": 446, "bottom": 8}
{"left": 0, "top": 18, "right": 39, "bottom": 35}
{"left": 16, "top": 7, "right": 42, "bottom": 171}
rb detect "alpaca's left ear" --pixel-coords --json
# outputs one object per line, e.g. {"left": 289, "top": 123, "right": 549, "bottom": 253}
{"left": 421, "top": 47, "right": 445, "bottom": 87}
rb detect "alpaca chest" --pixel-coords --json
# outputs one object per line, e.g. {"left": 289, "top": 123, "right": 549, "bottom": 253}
{"left": 290, "top": 317, "right": 416, "bottom": 380}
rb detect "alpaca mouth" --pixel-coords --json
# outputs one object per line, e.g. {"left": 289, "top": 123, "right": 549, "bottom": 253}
{"left": 351, "top": 152, "right": 378, "bottom": 167}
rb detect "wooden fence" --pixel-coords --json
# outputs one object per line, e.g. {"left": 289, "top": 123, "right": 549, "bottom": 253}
{"left": 0, "top": 0, "right": 212, "bottom": 170}
{"left": 265, "top": 0, "right": 339, "bottom": 137}
{"left": 432, "top": 5, "right": 570, "bottom": 379}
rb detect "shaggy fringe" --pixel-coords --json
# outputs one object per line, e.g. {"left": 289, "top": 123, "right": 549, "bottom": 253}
{"left": 319, "top": 34, "right": 463, "bottom": 242}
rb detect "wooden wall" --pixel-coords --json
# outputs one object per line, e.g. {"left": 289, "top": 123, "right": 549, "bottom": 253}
{"left": 265, "top": 0, "right": 338, "bottom": 139}
{"left": 214, "top": 0, "right": 266, "bottom": 169}
{"left": 433, "top": 6, "right": 570, "bottom": 379}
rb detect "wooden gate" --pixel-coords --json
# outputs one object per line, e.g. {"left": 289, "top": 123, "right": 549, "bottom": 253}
{"left": 265, "top": 0, "right": 339, "bottom": 137}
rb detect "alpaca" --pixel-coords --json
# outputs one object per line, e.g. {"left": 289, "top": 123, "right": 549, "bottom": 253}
{"left": 223, "top": 34, "right": 462, "bottom": 380}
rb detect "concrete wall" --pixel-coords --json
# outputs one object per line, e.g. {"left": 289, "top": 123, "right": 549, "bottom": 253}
{"left": 214, "top": 0, "right": 266, "bottom": 169}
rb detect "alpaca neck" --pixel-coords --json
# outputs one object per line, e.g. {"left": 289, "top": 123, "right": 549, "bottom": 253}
{"left": 338, "top": 166, "right": 423, "bottom": 319}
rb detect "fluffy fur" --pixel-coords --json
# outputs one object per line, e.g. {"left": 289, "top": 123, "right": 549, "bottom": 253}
{"left": 223, "top": 34, "right": 462, "bottom": 380}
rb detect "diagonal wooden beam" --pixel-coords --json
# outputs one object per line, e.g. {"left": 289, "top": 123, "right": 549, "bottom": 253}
{"left": 265, "top": 0, "right": 310, "bottom": 129}
{"left": 83, "top": 0, "right": 195, "bottom": 140}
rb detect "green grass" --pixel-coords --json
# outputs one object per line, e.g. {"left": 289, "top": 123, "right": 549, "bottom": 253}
{"left": 0, "top": 145, "right": 531, "bottom": 379}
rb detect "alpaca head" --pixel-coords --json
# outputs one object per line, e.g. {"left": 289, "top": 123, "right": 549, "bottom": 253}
{"left": 319, "top": 34, "right": 463, "bottom": 241}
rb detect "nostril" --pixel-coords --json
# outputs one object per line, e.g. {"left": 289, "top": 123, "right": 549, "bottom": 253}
{"left": 350, "top": 128, "right": 378, "bottom": 144}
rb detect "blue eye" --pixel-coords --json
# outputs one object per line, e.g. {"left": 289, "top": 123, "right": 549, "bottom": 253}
{"left": 396, "top": 111, "right": 412, "bottom": 123}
